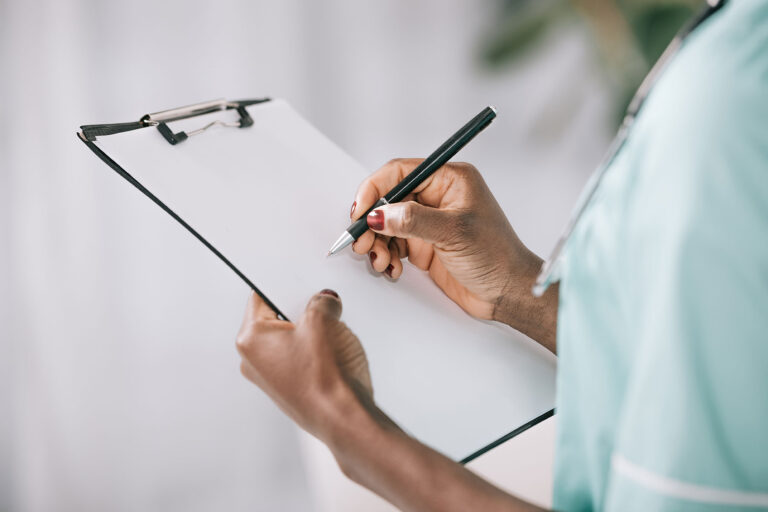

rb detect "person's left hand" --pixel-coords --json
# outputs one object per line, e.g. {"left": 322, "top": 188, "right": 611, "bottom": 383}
{"left": 235, "top": 289, "right": 372, "bottom": 440}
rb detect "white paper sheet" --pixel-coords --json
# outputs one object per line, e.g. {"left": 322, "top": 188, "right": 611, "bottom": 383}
{"left": 94, "top": 99, "right": 556, "bottom": 461}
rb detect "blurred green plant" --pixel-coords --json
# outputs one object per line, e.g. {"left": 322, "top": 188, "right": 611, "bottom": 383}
{"left": 480, "top": 0, "right": 706, "bottom": 127}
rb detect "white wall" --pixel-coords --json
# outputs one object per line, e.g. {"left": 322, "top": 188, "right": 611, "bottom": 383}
{"left": 0, "top": 0, "right": 613, "bottom": 510}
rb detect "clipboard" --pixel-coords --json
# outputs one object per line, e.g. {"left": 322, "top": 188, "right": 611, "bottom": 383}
{"left": 78, "top": 98, "right": 556, "bottom": 463}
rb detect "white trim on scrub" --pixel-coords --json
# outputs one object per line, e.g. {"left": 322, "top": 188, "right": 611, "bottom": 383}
{"left": 611, "top": 454, "right": 768, "bottom": 508}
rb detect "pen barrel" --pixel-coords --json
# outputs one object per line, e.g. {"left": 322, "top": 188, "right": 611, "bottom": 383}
{"left": 385, "top": 106, "right": 496, "bottom": 203}
{"left": 349, "top": 197, "right": 388, "bottom": 239}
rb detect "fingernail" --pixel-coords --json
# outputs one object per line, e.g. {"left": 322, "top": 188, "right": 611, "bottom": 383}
{"left": 350, "top": 201, "right": 357, "bottom": 218}
{"left": 369, "top": 252, "right": 377, "bottom": 265}
{"left": 319, "top": 289, "right": 339, "bottom": 298}
{"left": 367, "top": 209, "right": 385, "bottom": 231}
{"left": 385, "top": 264, "right": 394, "bottom": 277}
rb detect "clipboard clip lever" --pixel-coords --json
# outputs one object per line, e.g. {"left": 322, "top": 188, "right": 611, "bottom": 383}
{"left": 141, "top": 98, "right": 264, "bottom": 146}
{"left": 78, "top": 97, "right": 269, "bottom": 144}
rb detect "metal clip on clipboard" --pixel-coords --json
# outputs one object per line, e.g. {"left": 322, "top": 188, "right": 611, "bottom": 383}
{"left": 79, "top": 98, "right": 270, "bottom": 145}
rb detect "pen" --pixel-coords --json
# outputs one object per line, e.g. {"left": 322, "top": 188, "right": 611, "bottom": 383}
{"left": 327, "top": 106, "right": 497, "bottom": 256}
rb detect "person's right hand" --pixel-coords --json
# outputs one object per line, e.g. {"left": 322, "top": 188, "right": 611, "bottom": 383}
{"left": 349, "top": 158, "right": 547, "bottom": 327}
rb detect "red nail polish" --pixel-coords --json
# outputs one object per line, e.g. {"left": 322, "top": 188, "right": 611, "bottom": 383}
{"left": 369, "top": 252, "right": 377, "bottom": 265}
{"left": 367, "top": 210, "right": 385, "bottom": 231}
{"left": 385, "top": 264, "right": 394, "bottom": 277}
{"left": 319, "top": 289, "right": 339, "bottom": 298}
{"left": 350, "top": 201, "right": 357, "bottom": 218}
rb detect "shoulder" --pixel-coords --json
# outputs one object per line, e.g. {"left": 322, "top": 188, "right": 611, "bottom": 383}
{"left": 613, "top": 0, "right": 768, "bottom": 332}
{"left": 621, "top": 0, "right": 768, "bottom": 252}
{"left": 637, "top": 0, "right": 768, "bottom": 153}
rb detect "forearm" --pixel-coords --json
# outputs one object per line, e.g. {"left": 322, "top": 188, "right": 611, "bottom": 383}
{"left": 493, "top": 250, "right": 559, "bottom": 354}
{"left": 323, "top": 384, "right": 546, "bottom": 512}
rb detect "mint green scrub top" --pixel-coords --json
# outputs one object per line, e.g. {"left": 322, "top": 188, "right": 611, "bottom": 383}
{"left": 553, "top": 1, "right": 768, "bottom": 510}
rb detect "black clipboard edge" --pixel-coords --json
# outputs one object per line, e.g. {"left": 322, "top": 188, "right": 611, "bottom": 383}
{"left": 80, "top": 121, "right": 147, "bottom": 141}
{"left": 459, "top": 408, "right": 555, "bottom": 464}
{"left": 77, "top": 130, "right": 290, "bottom": 322}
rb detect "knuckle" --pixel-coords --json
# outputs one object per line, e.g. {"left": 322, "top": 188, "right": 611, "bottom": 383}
{"left": 399, "top": 202, "right": 418, "bottom": 233}
{"left": 303, "top": 308, "right": 326, "bottom": 325}
{"left": 235, "top": 328, "right": 253, "bottom": 352}
{"left": 385, "top": 158, "right": 421, "bottom": 178}
{"left": 451, "top": 162, "right": 479, "bottom": 180}
{"left": 358, "top": 177, "right": 374, "bottom": 196}
{"left": 235, "top": 321, "right": 269, "bottom": 353}
{"left": 306, "top": 302, "right": 340, "bottom": 327}
{"left": 353, "top": 239, "right": 371, "bottom": 254}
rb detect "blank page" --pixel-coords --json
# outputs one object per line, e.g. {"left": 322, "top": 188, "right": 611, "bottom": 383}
{"left": 94, "top": 99, "right": 556, "bottom": 461}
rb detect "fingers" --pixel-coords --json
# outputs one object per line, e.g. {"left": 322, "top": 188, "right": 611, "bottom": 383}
{"left": 365, "top": 236, "right": 403, "bottom": 279}
{"left": 244, "top": 290, "right": 279, "bottom": 322}
{"left": 366, "top": 201, "right": 463, "bottom": 245}
{"left": 352, "top": 230, "right": 376, "bottom": 254}
{"left": 405, "top": 239, "right": 434, "bottom": 271}
{"left": 237, "top": 291, "right": 292, "bottom": 357}
{"left": 352, "top": 159, "right": 427, "bottom": 218}
{"left": 302, "top": 289, "right": 343, "bottom": 325}
{"left": 238, "top": 291, "right": 280, "bottom": 346}
{"left": 386, "top": 238, "right": 403, "bottom": 279}
{"left": 239, "top": 358, "right": 261, "bottom": 385}
{"left": 368, "top": 235, "right": 391, "bottom": 273}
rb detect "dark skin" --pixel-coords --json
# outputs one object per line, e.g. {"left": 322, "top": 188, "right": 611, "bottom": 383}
{"left": 236, "top": 159, "right": 559, "bottom": 511}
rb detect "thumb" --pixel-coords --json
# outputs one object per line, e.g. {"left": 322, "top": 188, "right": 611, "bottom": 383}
{"left": 303, "top": 289, "right": 343, "bottom": 324}
{"left": 367, "top": 202, "right": 459, "bottom": 244}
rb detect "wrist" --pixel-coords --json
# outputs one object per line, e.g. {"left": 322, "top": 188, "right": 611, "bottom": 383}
{"left": 318, "top": 381, "right": 403, "bottom": 482}
{"left": 492, "top": 245, "right": 541, "bottom": 319}
{"left": 492, "top": 249, "right": 559, "bottom": 353}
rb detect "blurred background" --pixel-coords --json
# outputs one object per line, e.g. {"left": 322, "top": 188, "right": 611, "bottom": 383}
{"left": 0, "top": 0, "right": 701, "bottom": 510}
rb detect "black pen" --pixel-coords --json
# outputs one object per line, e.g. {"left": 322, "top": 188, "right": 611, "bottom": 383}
{"left": 327, "top": 106, "right": 497, "bottom": 256}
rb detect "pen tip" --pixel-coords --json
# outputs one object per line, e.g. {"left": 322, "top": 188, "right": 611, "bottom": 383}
{"left": 326, "top": 251, "right": 332, "bottom": 257}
